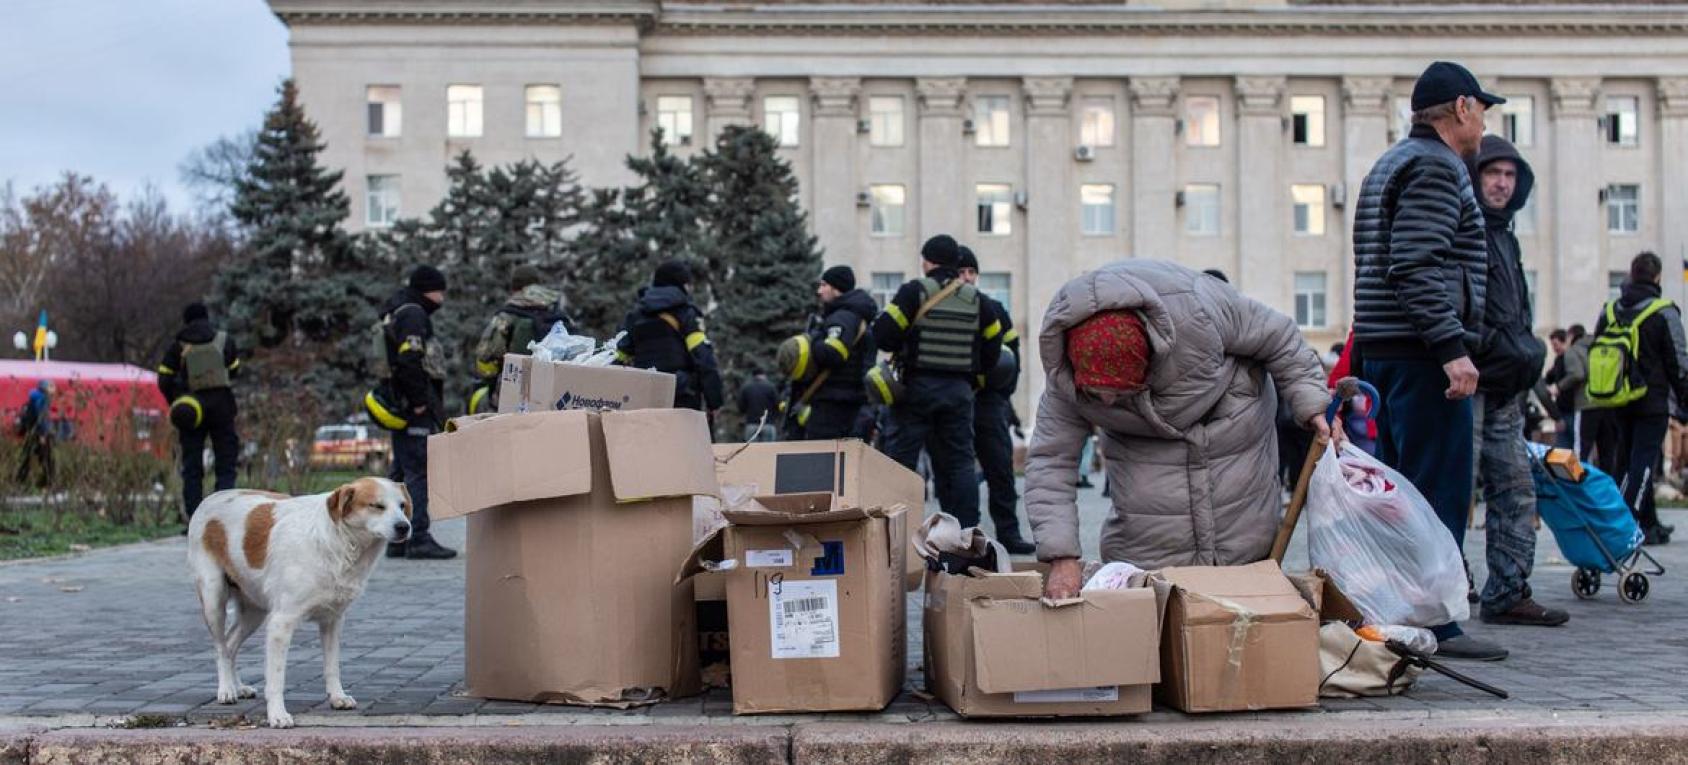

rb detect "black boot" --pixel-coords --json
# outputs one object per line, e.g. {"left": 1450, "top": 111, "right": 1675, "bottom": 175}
{"left": 386, "top": 542, "right": 408, "bottom": 559}
{"left": 406, "top": 536, "right": 458, "bottom": 560}
{"left": 996, "top": 531, "right": 1036, "bottom": 556}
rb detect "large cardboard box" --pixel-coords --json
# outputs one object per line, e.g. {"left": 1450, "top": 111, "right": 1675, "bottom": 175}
{"left": 924, "top": 568, "right": 1160, "bottom": 718}
{"left": 496, "top": 353, "right": 675, "bottom": 414}
{"left": 428, "top": 408, "right": 716, "bottom": 707}
{"left": 1154, "top": 560, "right": 1320, "bottom": 713}
{"left": 712, "top": 439, "right": 925, "bottom": 590}
{"left": 682, "top": 494, "right": 909, "bottom": 714}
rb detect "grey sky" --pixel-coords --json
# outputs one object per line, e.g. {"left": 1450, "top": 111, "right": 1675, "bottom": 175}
{"left": 0, "top": 0, "right": 289, "bottom": 211}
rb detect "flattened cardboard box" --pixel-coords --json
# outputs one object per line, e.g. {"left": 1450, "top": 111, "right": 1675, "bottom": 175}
{"left": 497, "top": 353, "right": 675, "bottom": 414}
{"left": 1154, "top": 560, "right": 1320, "bottom": 713}
{"left": 924, "top": 568, "right": 1160, "bottom": 718}
{"left": 711, "top": 439, "right": 926, "bottom": 593}
{"left": 428, "top": 408, "right": 718, "bottom": 707}
{"left": 682, "top": 494, "right": 909, "bottom": 714}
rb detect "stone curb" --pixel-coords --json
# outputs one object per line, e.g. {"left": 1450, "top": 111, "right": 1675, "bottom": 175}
{"left": 8, "top": 715, "right": 1688, "bottom": 764}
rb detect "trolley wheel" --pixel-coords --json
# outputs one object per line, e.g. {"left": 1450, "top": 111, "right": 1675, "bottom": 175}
{"left": 1572, "top": 568, "right": 1602, "bottom": 600}
{"left": 1619, "top": 573, "right": 1650, "bottom": 604}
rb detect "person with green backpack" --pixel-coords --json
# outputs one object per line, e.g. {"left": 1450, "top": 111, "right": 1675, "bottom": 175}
{"left": 1585, "top": 251, "right": 1688, "bottom": 545}
{"left": 469, "top": 265, "right": 573, "bottom": 414}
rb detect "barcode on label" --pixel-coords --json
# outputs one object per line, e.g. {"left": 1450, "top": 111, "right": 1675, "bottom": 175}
{"left": 784, "top": 597, "right": 827, "bottom": 615}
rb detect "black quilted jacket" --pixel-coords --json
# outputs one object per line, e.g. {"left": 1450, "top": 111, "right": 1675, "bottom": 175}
{"left": 1352, "top": 124, "right": 1488, "bottom": 364}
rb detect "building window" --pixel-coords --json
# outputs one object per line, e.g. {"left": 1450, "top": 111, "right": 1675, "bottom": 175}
{"left": 1609, "top": 271, "right": 1627, "bottom": 301}
{"left": 1291, "top": 96, "right": 1326, "bottom": 147}
{"left": 1390, "top": 96, "right": 1412, "bottom": 143}
{"left": 525, "top": 85, "right": 561, "bottom": 138}
{"left": 366, "top": 175, "right": 399, "bottom": 228}
{"left": 1184, "top": 184, "right": 1220, "bottom": 236}
{"left": 1185, "top": 96, "right": 1220, "bottom": 147}
{"left": 1607, "top": 184, "right": 1640, "bottom": 234}
{"left": 1501, "top": 96, "right": 1534, "bottom": 147}
{"left": 976, "top": 184, "right": 1013, "bottom": 236}
{"left": 656, "top": 96, "right": 694, "bottom": 147}
{"left": 1080, "top": 97, "right": 1115, "bottom": 147}
{"left": 366, "top": 86, "right": 401, "bottom": 138}
{"left": 974, "top": 95, "right": 1011, "bottom": 147}
{"left": 1605, "top": 96, "right": 1639, "bottom": 146}
{"left": 869, "top": 184, "right": 905, "bottom": 237}
{"left": 763, "top": 96, "right": 801, "bottom": 147}
{"left": 1294, "top": 272, "right": 1328, "bottom": 329}
{"left": 447, "top": 84, "right": 483, "bottom": 138}
{"left": 1080, "top": 184, "right": 1115, "bottom": 236}
{"left": 871, "top": 272, "right": 904, "bottom": 307}
{"left": 868, "top": 96, "right": 904, "bottom": 147}
{"left": 1291, "top": 184, "right": 1327, "bottom": 236}
{"left": 980, "top": 272, "right": 1013, "bottom": 313}
{"left": 1524, "top": 269, "right": 1538, "bottom": 312}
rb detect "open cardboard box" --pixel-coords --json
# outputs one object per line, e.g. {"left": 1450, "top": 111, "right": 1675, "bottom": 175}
{"left": 497, "top": 353, "right": 675, "bottom": 413}
{"left": 681, "top": 494, "right": 909, "bottom": 714}
{"left": 1152, "top": 560, "right": 1321, "bottom": 713}
{"left": 924, "top": 564, "right": 1161, "bottom": 718}
{"left": 428, "top": 408, "right": 717, "bottom": 707}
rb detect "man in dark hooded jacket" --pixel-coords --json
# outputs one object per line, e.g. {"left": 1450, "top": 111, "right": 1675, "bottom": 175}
{"left": 158, "top": 303, "right": 241, "bottom": 521}
{"left": 1467, "top": 135, "right": 1564, "bottom": 627}
{"left": 1591, "top": 252, "right": 1688, "bottom": 546}
{"left": 792, "top": 265, "right": 877, "bottom": 440}
{"left": 378, "top": 265, "right": 456, "bottom": 560}
{"left": 615, "top": 260, "right": 724, "bottom": 413}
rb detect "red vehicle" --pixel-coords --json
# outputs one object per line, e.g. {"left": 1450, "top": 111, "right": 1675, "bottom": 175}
{"left": 309, "top": 423, "right": 390, "bottom": 474}
{"left": 0, "top": 360, "right": 168, "bottom": 454}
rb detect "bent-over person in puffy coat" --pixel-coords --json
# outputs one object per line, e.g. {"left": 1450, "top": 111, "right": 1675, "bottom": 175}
{"left": 1026, "top": 261, "right": 1332, "bottom": 599}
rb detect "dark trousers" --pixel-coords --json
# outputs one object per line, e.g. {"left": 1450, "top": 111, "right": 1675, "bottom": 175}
{"left": 974, "top": 390, "right": 1024, "bottom": 540}
{"left": 1610, "top": 407, "right": 1669, "bottom": 532}
{"left": 389, "top": 427, "right": 433, "bottom": 540}
{"left": 1363, "top": 357, "right": 1474, "bottom": 641}
{"left": 1584, "top": 408, "right": 1623, "bottom": 475}
{"left": 180, "top": 419, "right": 239, "bottom": 520}
{"left": 14, "top": 433, "right": 52, "bottom": 487}
{"left": 882, "top": 375, "right": 978, "bottom": 526}
{"left": 803, "top": 400, "right": 865, "bottom": 441}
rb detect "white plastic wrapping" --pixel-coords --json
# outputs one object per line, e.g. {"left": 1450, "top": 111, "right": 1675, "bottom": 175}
{"left": 1307, "top": 442, "right": 1471, "bottom": 628}
{"left": 529, "top": 322, "right": 596, "bottom": 363}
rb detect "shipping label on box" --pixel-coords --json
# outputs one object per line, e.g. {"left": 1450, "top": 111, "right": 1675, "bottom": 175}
{"left": 769, "top": 578, "right": 840, "bottom": 660}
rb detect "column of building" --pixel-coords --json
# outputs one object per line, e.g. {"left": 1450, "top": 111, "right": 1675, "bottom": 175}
{"left": 1020, "top": 76, "right": 1074, "bottom": 408}
{"left": 1550, "top": 77, "right": 1603, "bottom": 328}
{"left": 1659, "top": 78, "right": 1688, "bottom": 306}
{"left": 915, "top": 78, "right": 968, "bottom": 242}
{"left": 703, "top": 77, "right": 756, "bottom": 146}
{"left": 1234, "top": 75, "right": 1286, "bottom": 306}
{"left": 1129, "top": 76, "right": 1179, "bottom": 261}
{"left": 809, "top": 77, "right": 861, "bottom": 269}
{"left": 1339, "top": 77, "right": 1393, "bottom": 330}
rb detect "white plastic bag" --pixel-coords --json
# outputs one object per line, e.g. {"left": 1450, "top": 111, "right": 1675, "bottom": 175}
{"left": 1307, "top": 442, "right": 1470, "bottom": 628}
{"left": 529, "top": 322, "right": 596, "bottom": 363}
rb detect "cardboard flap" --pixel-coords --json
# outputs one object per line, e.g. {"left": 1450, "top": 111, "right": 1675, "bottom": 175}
{"left": 722, "top": 493, "right": 882, "bottom": 526}
{"left": 676, "top": 526, "right": 727, "bottom": 584}
{"left": 969, "top": 588, "right": 1160, "bottom": 694}
{"left": 427, "top": 409, "right": 593, "bottom": 521}
{"left": 962, "top": 571, "right": 1045, "bottom": 600}
{"left": 601, "top": 409, "right": 720, "bottom": 501}
{"left": 1157, "top": 561, "right": 1315, "bottom": 625}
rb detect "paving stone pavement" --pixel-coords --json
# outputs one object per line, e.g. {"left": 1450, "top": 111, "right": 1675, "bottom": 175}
{"left": 0, "top": 481, "right": 1684, "bottom": 727}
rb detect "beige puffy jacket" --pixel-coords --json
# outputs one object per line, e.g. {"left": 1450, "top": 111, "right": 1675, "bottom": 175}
{"left": 1026, "top": 261, "right": 1329, "bottom": 568}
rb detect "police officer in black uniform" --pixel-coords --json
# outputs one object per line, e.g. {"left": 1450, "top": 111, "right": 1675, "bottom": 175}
{"left": 956, "top": 247, "right": 1035, "bottom": 554}
{"left": 615, "top": 260, "right": 724, "bottom": 414}
{"left": 378, "top": 265, "right": 456, "bottom": 560}
{"left": 790, "top": 265, "right": 878, "bottom": 440}
{"left": 872, "top": 235, "right": 1001, "bottom": 528}
{"left": 158, "top": 302, "right": 241, "bottom": 522}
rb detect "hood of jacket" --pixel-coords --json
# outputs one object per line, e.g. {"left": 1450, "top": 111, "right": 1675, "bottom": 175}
{"left": 635, "top": 285, "right": 692, "bottom": 315}
{"left": 384, "top": 286, "right": 440, "bottom": 316}
{"left": 176, "top": 319, "right": 218, "bottom": 345}
{"left": 1619, "top": 279, "right": 1665, "bottom": 312}
{"left": 823, "top": 288, "right": 878, "bottom": 325}
{"left": 1473, "top": 134, "right": 1535, "bottom": 227}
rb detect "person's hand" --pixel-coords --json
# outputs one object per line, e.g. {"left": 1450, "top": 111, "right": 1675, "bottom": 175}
{"left": 1044, "top": 557, "right": 1084, "bottom": 600}
{"left": 1442, "top": 356, "right": 1479, "bottom": 400}
{"left": 1308, "top": 411, "right": 1342, "bottom": 447}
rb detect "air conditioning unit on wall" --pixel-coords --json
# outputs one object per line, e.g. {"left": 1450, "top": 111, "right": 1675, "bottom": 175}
{"left": 856, "top": 189, "right": 872, "bottom": 207}
{"left": 1330, "top": 183, "right": 1347, "bottom": 209}
{"left": 1074, "top": 145, "right": 1096, "bottom": 162}
{"left": 962, "top": 119, "right": 977, "bottom": 135}
{"left": 1014, "top": 190, "right": 1029, "bottom": 210}
{"left": 857, "top": 118, "right": 872, "bottom": 134}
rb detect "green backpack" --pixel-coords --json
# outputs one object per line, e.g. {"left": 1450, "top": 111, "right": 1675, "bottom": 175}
{"left": 1586, "top": 297, "right": 1673, "bottom": 409}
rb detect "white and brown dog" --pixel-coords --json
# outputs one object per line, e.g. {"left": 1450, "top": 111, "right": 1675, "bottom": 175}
{"left": 187, "top": 477, "right": 413, "bottom": 728}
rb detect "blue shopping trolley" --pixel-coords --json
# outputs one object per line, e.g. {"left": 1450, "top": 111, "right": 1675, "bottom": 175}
{"left": 1527, "top": 443, "right": 1665, "bottom": 604}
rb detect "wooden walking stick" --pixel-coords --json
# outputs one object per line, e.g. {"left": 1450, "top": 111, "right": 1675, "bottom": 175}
{"left": 1271, "top": 377, "right": 1368, "bottom": 564}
